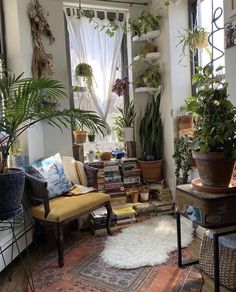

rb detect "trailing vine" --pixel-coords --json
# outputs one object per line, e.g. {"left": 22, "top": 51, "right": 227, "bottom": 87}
{"left": 28, "top": 0, "right": 55, "bottom": 78}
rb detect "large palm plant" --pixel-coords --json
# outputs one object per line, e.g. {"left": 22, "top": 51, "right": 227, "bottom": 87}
{"left": 0, "top": 72, "right": 107, "bottom": 173}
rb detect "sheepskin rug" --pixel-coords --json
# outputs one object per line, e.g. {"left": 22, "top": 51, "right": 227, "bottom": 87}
{"left": 101, "top": 215, "right": 193, "bottom": 269}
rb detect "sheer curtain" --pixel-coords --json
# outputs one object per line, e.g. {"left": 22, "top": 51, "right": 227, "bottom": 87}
{"left": 65, "top": 11, "right": 124, "bottom": 121}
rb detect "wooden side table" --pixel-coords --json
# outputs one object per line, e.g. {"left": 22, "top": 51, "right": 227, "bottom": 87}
{"left": 175, "top": 184, "right": 236, "bottom": 292}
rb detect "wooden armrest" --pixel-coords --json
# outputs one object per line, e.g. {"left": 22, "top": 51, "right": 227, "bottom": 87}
{"left": 25, "top": 173, "right": 50, "bottom": 218}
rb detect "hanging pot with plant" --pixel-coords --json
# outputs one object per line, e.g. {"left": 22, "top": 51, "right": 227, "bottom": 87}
{"left": 75, "top": 63, "right": 94, "bottom": 94}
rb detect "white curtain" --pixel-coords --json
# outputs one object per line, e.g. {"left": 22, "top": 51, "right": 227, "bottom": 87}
{"left": 65, "top": 12, "right": 124, "bottom": 121}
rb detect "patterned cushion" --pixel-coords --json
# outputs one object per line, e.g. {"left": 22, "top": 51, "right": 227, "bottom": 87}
{"left": 62, "top": 156, "right": 80, "bottom": 185}
{"left": 75, "top": 161, "right": 88, "bottom": 186}
{"left": 30, "top": 153, "right": 74, "bottom": 199}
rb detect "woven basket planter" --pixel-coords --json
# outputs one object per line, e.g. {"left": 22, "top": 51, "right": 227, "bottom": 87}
{"left": 199, "top": 232, "right": 236, "bottom": 291}
{"left": 0, "top": 168, "right": 25, "bottom": 220}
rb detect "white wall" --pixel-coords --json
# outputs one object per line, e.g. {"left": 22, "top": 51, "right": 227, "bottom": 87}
{"left": 224, "top": 1, "right": 236, "bottom": 105}
{"left": 4, "top": 0, "right": 44, "bottom": 163}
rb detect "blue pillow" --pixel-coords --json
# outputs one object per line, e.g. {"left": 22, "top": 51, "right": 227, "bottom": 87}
{"left": 29, "top": 153, "right": 74, "bottom": 199}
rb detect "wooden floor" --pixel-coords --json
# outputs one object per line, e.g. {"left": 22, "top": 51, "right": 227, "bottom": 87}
{"left": 0, "top": 229, "right": 231, "bottom": 292}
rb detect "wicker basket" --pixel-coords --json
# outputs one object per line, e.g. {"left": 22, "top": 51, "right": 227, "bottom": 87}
{"left": 199, "top": 232, "right": 236, "bottom": 291}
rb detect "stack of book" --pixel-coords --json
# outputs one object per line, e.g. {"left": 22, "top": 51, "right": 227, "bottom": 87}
{"left": 113, "top": 205, "right": 137, "bottom": 226}
{"left": 133, "top": 199, "right": 174, "bottom": 216}
{"left": 104, "top": 161, "right": 125, "bottom": 197}
{"left": 90, "top": 206, "right": 117, "bottom": 230}
{"left": 121, "top": 158, "right": 142, "bottom": 189}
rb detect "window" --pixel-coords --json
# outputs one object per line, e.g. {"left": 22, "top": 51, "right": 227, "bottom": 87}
{"left": 189, "top": 0, "right": 225, "bottom": 74}
{"left": 65, "top": 5, "right": 130, "bottom": 145}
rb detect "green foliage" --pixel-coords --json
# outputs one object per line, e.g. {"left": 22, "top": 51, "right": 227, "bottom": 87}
{"left": 135, "top": 65, "right": 161, "bottom": 88}
{"left": 173, "top": 136, "right": 193, "bottom": 183}
{"left": 139, "top": 93, "right": 162, "bottom": 160}
{"left": 129, "top": 11, "right": 162, "bottom": 37}
{"left": 177, "top": 26, "right": 209, "bottom": 64}
{"left": 112, "top": 100, "right": 136, "bottom": 142}
{"left": 185, "top": 65, "right": 236, "bottom": 158}
{"left": 0, "top": 71, "right": 107, "bottom": 172}
{"left": 75, "top": 63, "right": 94, "bottom": 94}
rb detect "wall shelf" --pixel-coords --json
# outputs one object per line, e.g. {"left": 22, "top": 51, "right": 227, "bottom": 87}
{"left": 133, "top": 52, "right": 161, "bottom": 63}
{"left": 135, "top": 86, "right": 161, "bottom": 94}
{"left": 132, "top": 30, "right": 160, "bottom": 42}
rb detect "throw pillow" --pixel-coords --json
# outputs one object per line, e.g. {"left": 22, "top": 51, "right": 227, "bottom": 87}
{"left": 75, "top": 161, "right": 88, "bottom": 186}
{"left": 84, "top": 165, "right": 98, "bottom": 188}
{"left": 30, "top": 153, "right": 74, "bottom": 199}
{"left": 62, "top": 156, "right": 80, "bottom": 185}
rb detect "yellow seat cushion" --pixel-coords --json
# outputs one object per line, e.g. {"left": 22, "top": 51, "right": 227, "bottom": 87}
{"left": 31, "top": 192, "right": 110, "bottom": 222}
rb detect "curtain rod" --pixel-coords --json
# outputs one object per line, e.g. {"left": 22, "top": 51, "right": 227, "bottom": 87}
{"left": 92, "top": 0, "right": 148, "bottom": 6}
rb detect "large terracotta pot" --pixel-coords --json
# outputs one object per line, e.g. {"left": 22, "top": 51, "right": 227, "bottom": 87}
{"left": 138, "top": 159, "right": 163, "bottom": 182}
{"left": 192, "top": 151, "right": 235, "bottom": 188}
{"left": 177, "top": 115, "right": 193, "bottom": 130}
{"left": 73, "top": 130, "right": 87, "bottom": 144}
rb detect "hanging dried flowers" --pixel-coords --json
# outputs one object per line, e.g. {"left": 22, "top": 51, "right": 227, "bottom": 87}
{"left": 28, "top": 0, "right": 55, "bottom": 78}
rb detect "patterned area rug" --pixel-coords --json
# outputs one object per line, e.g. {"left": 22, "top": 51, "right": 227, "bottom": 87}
{"left": 30, "top": 236, "right": 203, "bottom": 292}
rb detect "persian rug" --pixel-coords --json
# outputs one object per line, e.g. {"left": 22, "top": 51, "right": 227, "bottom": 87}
{"left": 102, "top": 215, "right": 193, "bottom": 268}
{"left": 30, "top": 235, "right": 203, "bottom": 292}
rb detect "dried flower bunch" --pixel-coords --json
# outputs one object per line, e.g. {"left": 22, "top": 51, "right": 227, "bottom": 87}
{"left": 112, "top": 77, "right": 129, "bottom": 97}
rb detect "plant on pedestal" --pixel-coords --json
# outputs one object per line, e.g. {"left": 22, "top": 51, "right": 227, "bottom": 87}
{"left": 185, "top": 65, "right": 236, "bottom": 187}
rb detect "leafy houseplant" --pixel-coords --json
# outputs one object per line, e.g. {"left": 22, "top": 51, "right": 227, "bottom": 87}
{"left": 75, "top": 63, "right": 94, "bottom": 94}
{"left": 114, "top": 100, "right": 136, "bottom": 142}
{"left": 173, "top": 136, "right": 193, "bottom": 184}
{"left": 112, "top": 77, "right": 129, "bottom": 97}
{"left": 135, "top": 65, "right": 161, "bottom": 89}
{"left": 139, "top": 93, "right": 163, "bottom": 182}
{"left": 129, "top": 11, "right": 162, "bottom": 37}
{"left": 0, "top": 71, "right": 107, "bottom": 219}
{"left": 185, "top": 65, "right": 236, "bottom": 187}
{"left": 177, "top": 26, "right": 209, "bottom": 64}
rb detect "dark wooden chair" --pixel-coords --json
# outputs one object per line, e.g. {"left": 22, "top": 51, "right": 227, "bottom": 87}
{"left": 25, "top": 173, "right": 112, "bottom": 267}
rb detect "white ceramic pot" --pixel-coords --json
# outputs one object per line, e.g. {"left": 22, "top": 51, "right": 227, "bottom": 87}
{"left": 140, "top": 190, "right": 149, "bottom": 202}
{"left": 87, "top": 152, "right": 95, "bottom": 163}
{"left": 122, "top": 127, "right": 134, "bottom": 141}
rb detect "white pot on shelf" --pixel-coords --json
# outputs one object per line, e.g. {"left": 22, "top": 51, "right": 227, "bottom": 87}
{"left": 87, "top": 152, "right": 95, "bottom": 163}
{"left": 122, "top": 127, "right": 134, "bottom": 142}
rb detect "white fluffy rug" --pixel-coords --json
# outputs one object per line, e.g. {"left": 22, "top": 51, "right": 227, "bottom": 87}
{"left": 101, "top": 215, "right": 193, "bottom": 269}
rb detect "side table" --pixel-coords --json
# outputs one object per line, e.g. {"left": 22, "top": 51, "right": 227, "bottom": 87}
{"left": 175, "top": 184, "right": 236, "bottom": 292}
{"left": 0, "top": 206, "right": 35, "bottom": 291}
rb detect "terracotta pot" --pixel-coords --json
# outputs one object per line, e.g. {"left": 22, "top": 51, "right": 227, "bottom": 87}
{"left": 99, "top": 152, "right": 112, "bottom": 161}
{"left": 177, "top": 115, "right": 193, "bottom": 130}
{"left": 130, "top": 191, "right": 139, "bottom": 203}
{"left": 139, "top": 159, "right": 163, "bottom": 182}
{"left": 73, "top": 131, "right": 87, "bottom": 144}
{"left": 192, "top": 151, "right": 235, "bottom": 188}
{"left": 145, "top": 42, "right": 157, "bottom": 53}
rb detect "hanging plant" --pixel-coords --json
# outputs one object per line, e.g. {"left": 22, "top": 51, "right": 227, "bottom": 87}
{"left": 28, "top": 0, "right": 55, "bottom": 78}
{"left": 75, "top": 63, "right": 94, "bottom": 94}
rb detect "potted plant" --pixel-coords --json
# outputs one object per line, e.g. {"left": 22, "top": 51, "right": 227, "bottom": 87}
{"left": 112, "top": 77, "right": 129, "bottom": 97}
{"left": 185, "top": 65, "right": 236, "bottom": 187}
{"left": 177, "top": 26, "right": 209, "bottom": 64}
{"left": 139, "top": 182, "right": 149, "bottom": 202}
{"left": 134, "top": 65, "right": 161, "bottom": 89}
{"left": 75, "top": 63, "right": 94, "bottom": 95}
{"left": 177, "top": 106, "right": 193, "bottom": 131}
{"left": 139, "top": 93, "right": 163, "bottom": 182}
{"left": 7, "top": 139, "right": 27, "bottom": 169}
{"left": 87, "top": 150, "right": 95, "bottom": 163}
{"left": 0, "top": 71, "right": 107, "bottom": 219}
{"left": 129, "top": 11, "right": 162, "bottom": 37}
{"left": 173, "top": 136, "right": 193, "bottom": 184}
{"left": 88, "top": 130, "right": 96, "bottom": 142}
{"left": 116, "top": 100, "right": 136, "bottom": 142}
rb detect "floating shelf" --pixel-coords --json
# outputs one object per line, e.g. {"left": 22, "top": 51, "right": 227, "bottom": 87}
{"left": 73, "top": 86, "right": 87, "bottom": 93}
{"left": 133, "top": 52, "right": 161, "bottom": 63}
{"left": 132, "top": 30, "right": 161, "bottom": 42}
{"left": 135, "top": 86, "right": 162, "bottom": 94}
